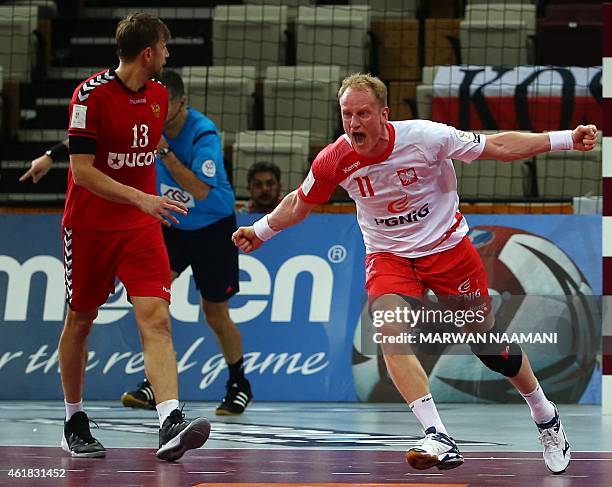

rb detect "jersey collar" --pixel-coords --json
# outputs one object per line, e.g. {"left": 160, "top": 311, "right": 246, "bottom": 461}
{"left": 353, "top": 122, "right": 395, "bottom": 164}
{"left": 110, "top": 69, "right": 147, "bottom": 94}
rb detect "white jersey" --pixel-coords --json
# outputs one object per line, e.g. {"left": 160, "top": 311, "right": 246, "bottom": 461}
{"left": 297, "top": 120, "right": 486, "bottom": 258}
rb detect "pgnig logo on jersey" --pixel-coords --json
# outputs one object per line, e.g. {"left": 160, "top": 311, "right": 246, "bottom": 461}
{"left": 375, "top": 203, "right": 430, "bottom": 226}
{"left": 107, "top": 151, "right": 156, "bottom": 169}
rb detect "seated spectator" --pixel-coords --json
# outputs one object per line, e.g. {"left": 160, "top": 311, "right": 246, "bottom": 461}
{"left": 239, "top": 161, "right": 282, "bottom": 214}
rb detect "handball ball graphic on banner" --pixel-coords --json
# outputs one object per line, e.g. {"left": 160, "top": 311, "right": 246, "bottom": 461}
{"left": 352, "top": 225, "right": 601, "bottom": 404}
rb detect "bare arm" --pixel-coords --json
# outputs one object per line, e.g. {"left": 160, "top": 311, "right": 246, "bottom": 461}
{"left": 232, "top": 190, "right": 317, "bottom": 253}
{"left": 160, "top": 151, "right": 210, "bottom": 200}
{"left": 19, "top": 138, "right": 69, "bottom": 183}
{"left": 479, "top": 124, "right": 598, "bottom": 162}
{"left": 71, "top": 154, "right": 187, "bottom": 226}
{"left": 268, "top": 189, "right": 316, "bottom": 230}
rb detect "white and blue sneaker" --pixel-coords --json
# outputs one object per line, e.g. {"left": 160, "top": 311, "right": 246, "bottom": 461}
{"left": 537, "top": 402, "right": 570, "bottom": 474}
{"left": 406, "top": 427, "right": 464, "bottom": 470}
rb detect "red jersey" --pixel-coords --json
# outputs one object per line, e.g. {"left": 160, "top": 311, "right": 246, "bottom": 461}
{"left": 63, "top": 69, "right": 168, "bottom": 231}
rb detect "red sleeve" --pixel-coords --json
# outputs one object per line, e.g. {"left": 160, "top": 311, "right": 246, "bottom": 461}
{"left": 68, "top": 83, "right": 102, "bottom": 142}
{"left": 298, "top": 147, "right": 339, "bottom": 205}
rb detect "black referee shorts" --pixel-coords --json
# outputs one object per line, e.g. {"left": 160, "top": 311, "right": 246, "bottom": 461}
{"left": 163, "top": 214, "right": 239, "bottom": 303}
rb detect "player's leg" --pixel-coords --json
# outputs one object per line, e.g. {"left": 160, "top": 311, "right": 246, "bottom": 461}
{"left": 119, "top": 224, "right": 210, "bottom": 461}
{"left": 131, "top": 296, "right": 179, "bottom": 403}
{"left": 428, "top": 236, "right": 570, "bottom": 474}
{"left": 190, "top": 214, "right": 251, "bottom": 415}
{"left": 59, "top": 307, "right": 106, "bottom": 458}
{"left": 366, "top": 252, "right": 463, "bottom": 470}
{"left": 510, "top": 353, "right": 570, "bottom": 474}
{"left": 120, "top": 224, "right": 190, "bottom": 410}
{"left": 471, "top": 336, "right": 570, "bottom": 473}
{"left": 202, "top": 299, "right": 252, "bottom": 415}
{"left": 59, "top": 226, "right": 115, "bottom": 458}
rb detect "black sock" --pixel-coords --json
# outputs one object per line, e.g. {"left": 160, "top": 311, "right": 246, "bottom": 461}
{"left": 228, "top": 357, "right": 245, "bottom": 384}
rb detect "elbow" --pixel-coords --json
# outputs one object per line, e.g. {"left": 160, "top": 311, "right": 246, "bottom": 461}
{"left": 290, "top": 191, "right": 310, "bottom": 222}
{"left": 193, "top": 183, "right": 211, "bottom": 201}
{"left": 193, "top": 188, "right": 209, "bottom": 201}
{"left": 71, "top": 168, "right": 87, "bottom": 187}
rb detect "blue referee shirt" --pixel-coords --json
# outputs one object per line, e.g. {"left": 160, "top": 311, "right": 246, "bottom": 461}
{"left": 156, "top": 107, "right": 235, "bottom": 230}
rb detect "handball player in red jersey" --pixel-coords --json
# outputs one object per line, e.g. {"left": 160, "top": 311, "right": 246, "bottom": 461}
{"left": 233, "top": 73, "right": 598, "bottom": 474}
{"left": 57, "top": 13, "right": 209, "bottom": 461}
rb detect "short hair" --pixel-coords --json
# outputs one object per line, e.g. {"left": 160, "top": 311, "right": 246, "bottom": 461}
{"left": 115, "top": 13, "right": 171, "bottom": 62}
{"left": 247, "top": 161, "right": 281, "bottom": 185}
{"left": 337, "top": 73, "right": 387, "bottom": 107}
{"left": 158, "top": 69, "right": 184, "bottom": 100}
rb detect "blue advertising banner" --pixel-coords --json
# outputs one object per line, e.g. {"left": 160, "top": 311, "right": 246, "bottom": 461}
{"left": 0, "top": 214, "right": 365, "bottom": 401}
{"left": 0, "top": 213, "right": 602, "bottom": 403}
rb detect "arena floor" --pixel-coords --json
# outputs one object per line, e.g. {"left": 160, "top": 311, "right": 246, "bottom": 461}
{"left": 0, "top": 402, "right": 610, "bottom": 486}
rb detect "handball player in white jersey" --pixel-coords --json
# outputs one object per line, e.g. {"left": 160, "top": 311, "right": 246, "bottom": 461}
{"left": 232, "top": 73, "right": 597, "bottom": 474}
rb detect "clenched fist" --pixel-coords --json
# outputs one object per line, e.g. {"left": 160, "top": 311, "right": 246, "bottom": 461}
{"left": 232, "top": 226, "right": 264, "bottom": 253}
{"left": 572, "top": 124, "right": 598, "bottom": 151}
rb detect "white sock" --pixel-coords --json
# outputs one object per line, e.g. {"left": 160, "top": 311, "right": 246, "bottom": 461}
{"left": 521, "top": 383, "right": 555, "bottom": 425}
{"left": 65, "top": 399, "right": 84, "bottom": 421}
{"left": 156, "top": 399, "right": 179, "bottom": 428}
{"left": 409, "top": 393, "right": 448, "bottom": 435}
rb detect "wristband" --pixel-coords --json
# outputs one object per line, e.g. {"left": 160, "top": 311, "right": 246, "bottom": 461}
{"left": 253, "top": 215, "right": 279, "bottom": 241}
{"left": 45, "top": 142, "right": 69, "bottom": 161}
{"left": 548, "top": 130, "right": 573, "bottom": 151}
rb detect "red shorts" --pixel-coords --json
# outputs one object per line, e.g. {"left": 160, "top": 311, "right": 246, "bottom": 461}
{"left": 63, "top": 223, "right": 171, "bottom": 312}
{"left": 365, "top": 236, "right": 491, "bottom": 314}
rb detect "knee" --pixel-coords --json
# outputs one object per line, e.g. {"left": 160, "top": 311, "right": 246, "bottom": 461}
{"left": 64, "top": 309, "right": 97, "bottom": 337}
{"left": 139, "top": 307, "right": 172, "bottom": 340}
{"left": 470, "top": 341, "right": 523, "bottom": 378}
{"left": 202, "top": 301, "right": 233, "bottom": 333}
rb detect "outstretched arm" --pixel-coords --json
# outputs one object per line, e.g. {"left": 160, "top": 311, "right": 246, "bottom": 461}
{"left": 479, "top": 124, "right": 598, "bottom": 162}
{"left": 232, "top": 190, "right": 317, "bottom": 253}
{"left": 19, "top": 139, "right": 69, "bottom": 183}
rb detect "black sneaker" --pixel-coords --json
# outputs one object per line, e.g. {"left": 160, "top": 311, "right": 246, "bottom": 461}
{"left": 156, "top": 409, "right": 211, "bottom": 462}
{"left": 215, "top": 379, "right": 253, "bottom": 416}
{"left": 121, "top": 379, "right": 156, "bottom": 410}
{"left": 61, "top": 411, "right": 106, "bottom": 458}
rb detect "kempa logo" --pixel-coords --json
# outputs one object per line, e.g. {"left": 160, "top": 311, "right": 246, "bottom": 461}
{"left": 0, "top": 254, "right": 334, "bottom": 325}
{"left": 343, "top": 161, "right": 361, "bottom": 173}
{"left": 107, "top": 151, "right": 157, "bottom": 170}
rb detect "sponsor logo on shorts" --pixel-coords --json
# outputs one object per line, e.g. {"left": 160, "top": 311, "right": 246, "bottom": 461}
{"left": 374, "top": 203, "right": 430, "bottom": 226}
{"left": 458, "top": 278, "right": 471, "bottom": 293}
{"left": 107, "top": 151, "right": 156, "bottom": 169}
{"left": 454, "top": 278, "right": 482, "bottom": 302}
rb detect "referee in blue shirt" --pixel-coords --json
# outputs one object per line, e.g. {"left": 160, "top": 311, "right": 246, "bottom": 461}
{"left": 121, "top": 70, "right": 252, "bottom": 415}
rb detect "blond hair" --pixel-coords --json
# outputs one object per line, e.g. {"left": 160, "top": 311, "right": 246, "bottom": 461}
{"left": 337, "top": 73, "right": 387, "bottom": 107}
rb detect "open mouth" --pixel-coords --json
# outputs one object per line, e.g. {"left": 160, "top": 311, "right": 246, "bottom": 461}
{"left": 353, "top": 132, "right": 366, "bottom": 145}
